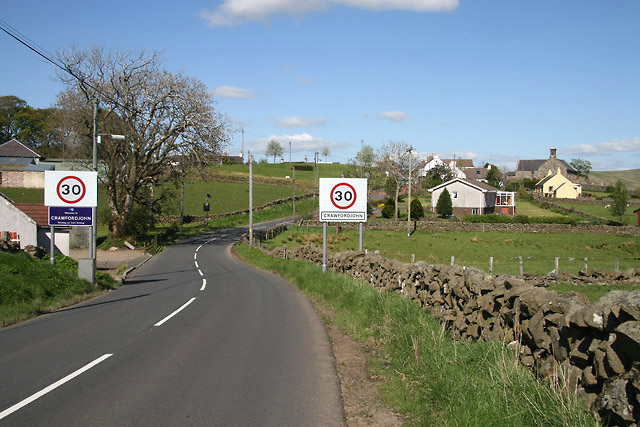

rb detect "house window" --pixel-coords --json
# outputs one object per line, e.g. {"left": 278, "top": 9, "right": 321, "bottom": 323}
{"left": 452, "top": 191, "right": 458, "bottom": 199}
{"left": 472, "top": 208, "right": 479, "bottom": 215}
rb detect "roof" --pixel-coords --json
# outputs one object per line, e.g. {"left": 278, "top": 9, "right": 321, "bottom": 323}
{"left": 0, "top": 157, "right": 36, "bottom": 165}
{"left": 428, "top": 178, "right": 499, "bottom": 193}
{"left": 517, "top": 158, "right": 577, "bottom": 173}
{"left": 14, "top": 203, "right": 49, "bottom": 227}
{"left": 0, "top": 139, "right": 44, "bottom": 159}
{"left": 464, "top": 168, "right": 488, "bottom": 180}
{"left": 24, "top": 164, "right": 55, "bottom": 171}
{"left": 440, "top": 158, "right": 474, "bottom": 168}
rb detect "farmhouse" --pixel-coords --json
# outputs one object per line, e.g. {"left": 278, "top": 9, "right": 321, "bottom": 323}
{"left": 511, "top": 147, "right": 579, "bottom": 182}
{"left": 535, "top": 168, "right": 582, "bottom": 199}
{"left": 0, "top": 191, "right": 69, "bottom": 255}
{"left": 429, "top": 178, "right": 516, "bottom": 216}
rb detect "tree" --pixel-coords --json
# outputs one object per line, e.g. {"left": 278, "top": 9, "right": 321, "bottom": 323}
{"left": 376, "top": 141, "right": 420, "bottom": 221}
{"left": 570, "top": 158, "right": 592, "bottom": 179}
{"left": 424, "top": 163, "right": 454, "bottom": 184}
{"left": 56, "top": 46, "right": 230, "bottom": 237}
{"left": 322, "top": 146, "right": 330, "bottom": 162}
{"left": 266, "top": 140, "right": 283, "bottom": 163}
{"left": 381, "top": 198, "right": 395, "bottom": 219}
{"left": 436, "top": 188, "right": 453, "bottom": 218}
{"left": 484, "top": 164, "right": 503, "bottom": 189}
{"left": 610, "top": 180, "right": 629, "bottom": 224}
{"left": 410, "top": 198, "right": 424, "bottom": 220}
{"left": 0, "top": 95, "right": 27, "bottom": 142}
{"left": 356, "top": 145, "right": 375, "bottom": 169}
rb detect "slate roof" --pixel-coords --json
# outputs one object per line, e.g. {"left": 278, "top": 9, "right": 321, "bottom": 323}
{"left": 465, "top": 168, "right": 488, "bottom": 180}
{"left": 0, "top": 139, "right": 44, "bottom": 159}
{"left": 516, "top": 158, "right": 577, "bottom": 172}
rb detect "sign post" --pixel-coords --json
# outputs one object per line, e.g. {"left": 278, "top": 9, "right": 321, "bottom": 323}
{"left": 319, "top": 178, "right": 367, "bottom": 272}
{"left": 44, "top": 171, "right": 98, "bottom": 281}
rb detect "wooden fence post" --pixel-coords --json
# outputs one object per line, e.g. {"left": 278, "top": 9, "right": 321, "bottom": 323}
{"left": 555, "top": 257, "right": 559, "bottom": 276}
{"left": 519, "top": 256, "right": 523, "bottom": 277}
{"left": 451, "top": 256, "right": 455, "bottom": 266}
{"left": 584, "top": 257, "right": 588, "bottom": 271}
{"left": 490, "top": 256, "right": 494, "bottom": 275}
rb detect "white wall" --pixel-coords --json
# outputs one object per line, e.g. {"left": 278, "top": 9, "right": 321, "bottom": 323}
{"left": 0, "top": 196, "right": 38, "bottom": 248}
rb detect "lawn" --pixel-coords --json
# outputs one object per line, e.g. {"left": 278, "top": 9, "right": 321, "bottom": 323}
{"left": 515, "top": 200, "right": 564, "bottom": 217}
{"left": 555, "top": 200, "right": 637, "bottom": 225}
{"left": 265, "top": 227, "right": 640, "bottom": 277}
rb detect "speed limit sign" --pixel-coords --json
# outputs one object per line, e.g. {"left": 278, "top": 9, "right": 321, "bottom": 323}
{"left": 319, "top": 178, "right": 367, "bottom": 222}
{"left": 45, "top": 171, "right": 98, "bottom": 207}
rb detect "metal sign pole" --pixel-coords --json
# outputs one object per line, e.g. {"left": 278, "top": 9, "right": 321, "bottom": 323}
{"left": 359, "top": 222, "right": 363, "bottom": 251}
{"left": 50, "top": 226, "right": 55, "bottom": 265}
{"left": 322, "top": 222, "right": 327, "bottom": 273}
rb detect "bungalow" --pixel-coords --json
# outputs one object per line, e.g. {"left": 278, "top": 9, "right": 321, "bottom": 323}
{"left": 0, "top": 192, "right": 69, "bottom": 255}
{"left": 535, "top": 168, "right": 582, "bottom": 199}
{"left": 429, "top": 178, "right": 516, "bottom": 217}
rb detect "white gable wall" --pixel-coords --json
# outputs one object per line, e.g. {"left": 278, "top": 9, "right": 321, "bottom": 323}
{"left": 0, "top": 196, "right": 38, "bottom": 248}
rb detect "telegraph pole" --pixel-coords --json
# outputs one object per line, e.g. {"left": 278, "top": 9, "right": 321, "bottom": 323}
{"left": 407, "top": 147, "right": 413, "bottom": 236}
{"left": 249, "top": 151, "right": 253, "bottom": 248}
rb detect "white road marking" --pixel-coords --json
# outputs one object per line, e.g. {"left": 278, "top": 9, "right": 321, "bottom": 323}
{"left": 194, "top": 253, "right": 197, "bottom": 260}
{"left": 200, "top": 279, "right": 206, "bottom": 291}
{"left": 196, "top": 245, "right": 202, "bottom": 252}
{"left": 0, "top": 354, "right": 113, "bottom": 420}
{"left": 198, "top": 269, "right": 203, "bottom": 276}
{"left": 194, "top": 261, "right": 199, "bottom": 268}
{"left": 154, "top": 298, "right": 196, "bottom": 327}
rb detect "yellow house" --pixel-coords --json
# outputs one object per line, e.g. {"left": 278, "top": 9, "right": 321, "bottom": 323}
{"left": 535, "top": 168, "right": 582, "bottom": 199}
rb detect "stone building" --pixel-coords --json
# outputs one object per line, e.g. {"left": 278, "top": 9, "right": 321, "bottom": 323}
{"left": 512, "top": 147, "right": 578, "bottom": 182}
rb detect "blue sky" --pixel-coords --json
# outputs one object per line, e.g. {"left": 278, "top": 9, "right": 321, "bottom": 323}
{"left": 1, "top": 0, "right": 639, "bottom": 171}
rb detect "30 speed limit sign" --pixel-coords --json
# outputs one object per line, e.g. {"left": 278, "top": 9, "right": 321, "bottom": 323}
{"left": 45, "top": 171, "right": 98, "bottom": 207}
{"left": 319, "top": 178, "right": 367, "bottom": 222}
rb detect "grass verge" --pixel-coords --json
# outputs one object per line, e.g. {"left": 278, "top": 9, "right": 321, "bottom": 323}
{"left": 234, "top": 243, "right": 598, "bottom": 426}
{"left": 0, "top": 251, "right": 119, "bottom": 327}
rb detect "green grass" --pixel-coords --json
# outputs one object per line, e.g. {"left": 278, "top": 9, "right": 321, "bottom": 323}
{"left": 234, "top": 243, "right": 598, "bottom": 426}
{"left": 0, "top": 251, "right": 119, "bottom": 327}
{"left": 555, "top": 201, "right": 636, "bottom": 225}
{"left": 548, "top": 282, "right": 640, "bottom": 303}
{"left": 590, "top": 169, "right": 640, "bottom": 190}
{"left": 265, "top": 227, "right": 640, "bottom": 276}
{"left": 516, "top": 200, "right": 565, "bottom": 217}
{"left": 0, "top": 187, "right": 44, "bottom": 203}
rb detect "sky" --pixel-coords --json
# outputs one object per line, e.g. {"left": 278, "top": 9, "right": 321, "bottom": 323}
{"left": 1, "top": 0, "right": 639, "bottom": 171}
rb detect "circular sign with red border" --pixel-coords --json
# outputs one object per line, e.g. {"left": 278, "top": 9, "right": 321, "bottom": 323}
{"left": 330, "top": 182, "right": 357, "bottom": 210}
{"left": 56, "top": 176, "right": 87, "bottom": 204}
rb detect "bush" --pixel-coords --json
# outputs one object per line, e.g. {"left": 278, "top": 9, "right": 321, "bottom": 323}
{"left": 381, "top": 199, "right": 395, "bottom": 219}
{"left": 410, "top": 198, "right": 424, "bottom": 220}
{"left": 435, "top": 189, "right": 453, "bottom": 218}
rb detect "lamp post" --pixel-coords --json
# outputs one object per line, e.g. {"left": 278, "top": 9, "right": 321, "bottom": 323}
{"left": 91, "top": 133, "right": 125, "bottom": 281}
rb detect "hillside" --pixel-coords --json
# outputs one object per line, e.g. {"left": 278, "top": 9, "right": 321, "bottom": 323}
{"left": 589, "top": 168, "right": 640, "bottom": 190}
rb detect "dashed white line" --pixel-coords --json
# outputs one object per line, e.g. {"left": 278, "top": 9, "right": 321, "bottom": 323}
{"left": 198, "top": 269, "right": 203, "bottom": 276}
{"left": 201, "top": 279, "right": 207, "bottom": 291}
{"left": 0, "top": 354, "right": 113, "bottom": 420}
{"left": 194, "top": 253, "right": 198, "bottom": 260}
{"left": 194, "top": 261, "right": 199, "bottom": 268}
{"left": 196, "top": 245, "right": 202, "bottom": 252}
{"left": 154, "top": 298, "right": 196, "bottom": 327}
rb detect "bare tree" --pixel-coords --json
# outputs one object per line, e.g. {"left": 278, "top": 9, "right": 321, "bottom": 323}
{"left": 56, "top": 46, "right": 230, "bottom": 237}
{"left": 376, "top": 141, "right": 421, "bottom": 220}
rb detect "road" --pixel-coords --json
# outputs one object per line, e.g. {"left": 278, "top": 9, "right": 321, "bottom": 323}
{"left": 0, "top": 224, "right": 345, "bottom": 426}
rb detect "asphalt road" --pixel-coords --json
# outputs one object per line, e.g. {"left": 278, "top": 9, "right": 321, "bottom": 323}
{"left": 0, "top": 224, "right": 345, "bottom": 426}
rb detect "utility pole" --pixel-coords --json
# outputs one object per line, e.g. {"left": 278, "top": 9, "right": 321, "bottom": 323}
{"left": 249, "top": 151, "right": 253, "bottom": 248}
{"left": 241, "top": 128, "right": 244, "bottom": 162}
{"left": 407, "top": 146, "right": 413, "bottom": 236}
{"left": 360, "top": 139, "right": 364, "bottom": 178}
{"left": 292, "top": 165, "right": 296, "bottom": 219}
{"left": 289, "top": 141, "right": 292, "bottom": 163}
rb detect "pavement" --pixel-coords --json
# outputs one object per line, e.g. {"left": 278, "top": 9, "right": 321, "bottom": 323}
{"left": 68, "top": 248, "right": 152, "bottom": 281}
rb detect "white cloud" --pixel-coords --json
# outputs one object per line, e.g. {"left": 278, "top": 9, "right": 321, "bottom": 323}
{"left": 379, "top": 110, "right": 410, "bottom": 122}
{"left": 200, "top": 0, "right": 458, "bottom": 27}
{"left": 213, "top": 86, "right": 255, "bottom": 99}
{"left": 272, "top": 116, "right": 326, "bottom": 128}
{"left": 564, "top": 137, "right": 640, "bottom": 156}
{"left": 297, "top": 76, "right": 314, "bottom": 85}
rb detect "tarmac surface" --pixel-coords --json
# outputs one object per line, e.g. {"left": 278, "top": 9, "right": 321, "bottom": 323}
{"left": 68, "top": 248, "right": 151, "bottom": 280}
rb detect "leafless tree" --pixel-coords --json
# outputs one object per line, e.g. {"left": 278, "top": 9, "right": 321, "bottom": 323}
{"left": 376, "top": 141, "right": 421, "bottom": 220}
{"left": 55, "top": 46, "right": 230, "bottom": 237}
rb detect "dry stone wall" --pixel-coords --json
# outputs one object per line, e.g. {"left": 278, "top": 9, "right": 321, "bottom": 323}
{"left": 256, "top": 232, "right": 640, "bottom": 424}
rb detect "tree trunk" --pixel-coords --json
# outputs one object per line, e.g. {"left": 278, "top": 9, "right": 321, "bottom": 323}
{"left": 394, "top": 183, "right": 400, "bottom": 221}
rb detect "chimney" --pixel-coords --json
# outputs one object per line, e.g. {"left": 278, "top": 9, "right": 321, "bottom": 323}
{"left": 550, "top": 147, "right": 557, "bottom": 158}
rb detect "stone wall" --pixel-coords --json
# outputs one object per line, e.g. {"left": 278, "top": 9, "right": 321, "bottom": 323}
{"left": 252, "top": 226, "right": 640, "bottom": 424}
{"left": 302, "top": 219, "right": 640, "bottom": 236}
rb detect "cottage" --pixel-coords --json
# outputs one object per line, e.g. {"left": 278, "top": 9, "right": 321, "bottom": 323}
{"left": 421, "top": 154, "right": 474, "bottom": 179}
{"left": 0, "top": 192, "right": 69, "bottom": 255}
{"left": 429, "top": 178, "right": 516, "bottom": 217}
{"left": 535, "top": 168, "right": 582, "bottom": 199}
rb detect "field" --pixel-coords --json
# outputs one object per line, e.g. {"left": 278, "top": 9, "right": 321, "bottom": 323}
{"left": 554, "top": 200, "right": 637, "bottom": 226}
{"left": 589, "top": 168, "right": 640, "bottom": 190}
{"left": 265, "top": 226, "right": 640, "bottom": 277}
{"left": 514, "top": 200, "right": 565, "bottom": 217}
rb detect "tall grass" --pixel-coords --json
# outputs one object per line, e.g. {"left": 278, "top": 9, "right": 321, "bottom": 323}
{"left": 0, "top": 251, "right": 119, "bottom": 327}
{"left": 234, "top": 244, "right": 598, "bottom": 426}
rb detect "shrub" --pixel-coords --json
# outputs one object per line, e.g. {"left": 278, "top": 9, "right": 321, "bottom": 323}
{"left": 381, "top": 198, "right": 395, "bottom": 219}
{"left": 435, "top": 189, "right": 452, "bottom": 218}
{"left": 410, "top": 198, "right": 424, "bottom": 220}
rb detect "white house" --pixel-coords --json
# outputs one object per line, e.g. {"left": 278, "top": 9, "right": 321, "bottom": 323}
{"left": 420, "top": 154, "right": 474, "bottom": 179}
{"left": 428, "top": 178, "right": 516, "bottom": 217}
{"left": 0, "top": 192, "right": 69, "bottom": 255}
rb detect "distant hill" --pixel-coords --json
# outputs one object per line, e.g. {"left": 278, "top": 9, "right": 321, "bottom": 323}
{"left": 589, "top": 169, "right": 640, "bottom": 190}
